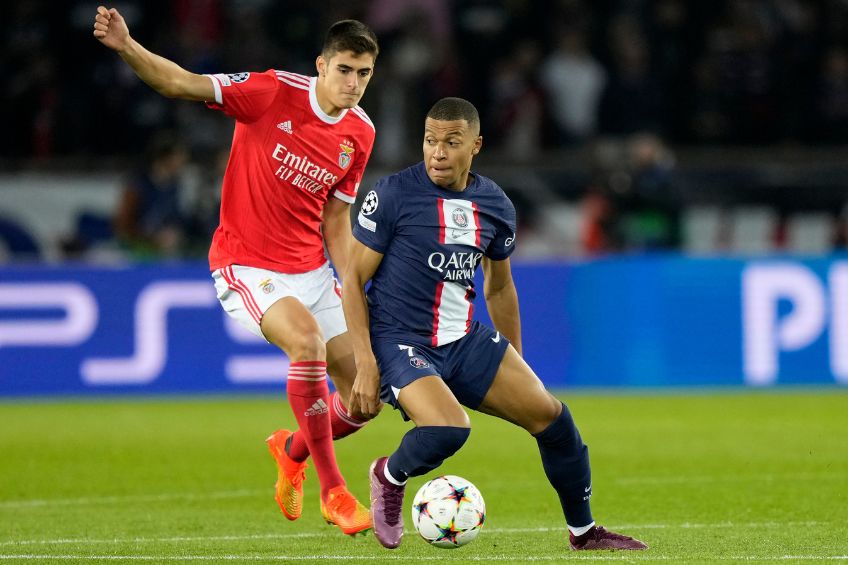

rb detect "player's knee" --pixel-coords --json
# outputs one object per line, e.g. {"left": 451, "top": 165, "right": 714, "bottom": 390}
{"left": 522, "top": 394, "right": 563, "bottom": 435}
{"left": 542, "top": 394, "right": 564, "bottom": 425}
{"left": 420, "top": 425, "right": 471, "bottom": 461}
{"left": 280, "top": 331, "right": 326, "bottom": 361}
{"left": 533, "top": 401, "right": 584, "bottom": 452}
{"left": 440, "top": 425, "right": 471, "bottom": 456}
{"left": 443, "top": 408, "right": 471, "bottom": 428}
{"left": 393, "top": 425, "right": 471, "bottom": 477}
{"left": 420, "top": 406, "right": 470, "bottom": 428}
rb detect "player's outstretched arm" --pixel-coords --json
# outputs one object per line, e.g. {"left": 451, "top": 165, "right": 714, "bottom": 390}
{"left": 93, "top": 6, "right": 214, "bottom": 101}
{"left": 342, "top": 240, "right": 385, "bottom": 419}
{"left": 482, "top": 257, "right": 523, "bottom": 355}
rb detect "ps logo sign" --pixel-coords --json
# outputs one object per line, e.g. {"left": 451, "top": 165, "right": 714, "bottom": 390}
{"left": 742, "top": 262, "right": 848, "bottom": 385}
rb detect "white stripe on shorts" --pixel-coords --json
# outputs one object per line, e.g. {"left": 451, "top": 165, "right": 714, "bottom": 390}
{"left": 221, "top": 266, "right": 262, "bottom": 324}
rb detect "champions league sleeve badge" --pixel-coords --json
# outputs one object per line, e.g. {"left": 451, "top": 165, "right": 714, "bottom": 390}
{"left": 227, "top": 72, "right": 250, "bottom": 83}
{"left": 361, "top": 191, "right": 379, "bottom": 215}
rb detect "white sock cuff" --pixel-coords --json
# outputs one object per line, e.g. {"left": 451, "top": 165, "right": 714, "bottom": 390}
{"left": 383, "top": 462, "right": 407, "bottom": 486}
{"left": 567, "top": 521, "right": 595, "bottom": 537}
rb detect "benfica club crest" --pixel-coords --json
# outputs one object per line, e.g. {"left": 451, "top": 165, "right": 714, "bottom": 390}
{"left": 338, "top": 144, "right": 355, "bottom": 169}
{"left": 452, "top": 208, "right": 469, "bottom": 228}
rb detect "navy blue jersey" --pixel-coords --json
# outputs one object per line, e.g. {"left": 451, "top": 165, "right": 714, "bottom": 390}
{"left": 353, "top": 162, "right": 516, "bottom": 347}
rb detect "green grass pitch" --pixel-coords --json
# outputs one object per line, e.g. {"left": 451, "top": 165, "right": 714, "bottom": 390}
{"left": 1, "top": 390, "right": 846, "bottom": 563}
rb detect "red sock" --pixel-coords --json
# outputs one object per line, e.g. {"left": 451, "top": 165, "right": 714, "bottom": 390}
{"left": 288, "top": 391, "right": 368, "bottom": 462}
{"left": 285, "top": 361, "right": 344, "bottom": 498}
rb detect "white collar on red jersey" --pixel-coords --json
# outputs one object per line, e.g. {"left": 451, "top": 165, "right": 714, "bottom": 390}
{"left": 309, "top": 77, "right": 349, "bottom": 125}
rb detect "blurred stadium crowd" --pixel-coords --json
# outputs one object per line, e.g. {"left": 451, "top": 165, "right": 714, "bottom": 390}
{"left": 1, "top": 0, "right": 848, "bottom": 261}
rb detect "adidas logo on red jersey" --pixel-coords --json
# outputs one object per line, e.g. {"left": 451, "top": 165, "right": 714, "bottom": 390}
{"left": 277, "top": 120, "right": 293, "bottom": 134}
{"left": 304, "top": 398, "right": 329, "bottom": 416}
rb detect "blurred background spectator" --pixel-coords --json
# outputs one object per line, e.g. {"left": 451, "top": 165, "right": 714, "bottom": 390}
{"left": 58, "top": 131, "right": 192, "bottom": 260}
{"left": 111, "top": 131, "right": 190, "bottom": 259}
{"left": 1, "top": 0, "right": 847, "bottom": 262}
{"left": 540, "top": 22, "right": 606, "bottom": 145}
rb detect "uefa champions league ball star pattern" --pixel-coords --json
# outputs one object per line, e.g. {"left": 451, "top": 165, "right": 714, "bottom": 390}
{"left": 361, "top": 190, "right": 379, "bottom": 215}
{"left": 411, "top": 475, "right": 485, "bottom": 549}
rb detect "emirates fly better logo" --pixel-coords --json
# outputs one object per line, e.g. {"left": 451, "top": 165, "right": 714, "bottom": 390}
{"left": 271, "top": 144, "right": 339, "bottom": 194}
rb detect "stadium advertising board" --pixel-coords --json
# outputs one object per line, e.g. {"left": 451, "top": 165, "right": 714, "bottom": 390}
{"left": 0, "top": 257, "right": 845, "bottom": 395}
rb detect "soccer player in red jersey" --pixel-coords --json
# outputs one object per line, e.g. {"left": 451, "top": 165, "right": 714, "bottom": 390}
{"left": 93, "top": 6, "right": 378, "bottom": 535}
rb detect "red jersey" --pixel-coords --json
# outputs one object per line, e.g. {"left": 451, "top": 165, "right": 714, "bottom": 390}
{"left": 204, "top": 70, "right": 375, "bottom": 273}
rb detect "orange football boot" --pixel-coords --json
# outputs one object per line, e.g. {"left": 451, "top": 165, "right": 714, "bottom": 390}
{"left": 320, "top": 485, "right": 373, "bottom": 536}
{"left": 266, "top": 429, "right": 307, "bottom": 520}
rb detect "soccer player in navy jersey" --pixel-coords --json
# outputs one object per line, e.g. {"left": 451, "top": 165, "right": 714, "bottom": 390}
{"left": 342, "top": 97, "right": 648, "bottom": 551}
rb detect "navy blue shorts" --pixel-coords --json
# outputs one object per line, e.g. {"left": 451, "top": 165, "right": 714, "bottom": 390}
{"left": 372, "top": 321, "right": 510, "bottom": 419}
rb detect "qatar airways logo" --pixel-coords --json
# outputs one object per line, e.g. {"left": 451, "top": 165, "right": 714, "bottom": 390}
{"left": 428, "top": 251, "right": 483, "bottom": 281}
{"left": 272, "top": 143, "right": 339, "bottom": 194}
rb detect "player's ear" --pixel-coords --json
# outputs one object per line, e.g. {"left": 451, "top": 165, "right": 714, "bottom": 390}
{"left": 316, "top": 55, "right": 326, "bottom": 77}
{"left": 472, "top": 136, "right": 483, "bottom": 155}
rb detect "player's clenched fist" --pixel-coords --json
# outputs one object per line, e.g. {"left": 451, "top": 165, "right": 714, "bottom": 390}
{"left": 93, "top": 6, "right": 130, "bottom": 52}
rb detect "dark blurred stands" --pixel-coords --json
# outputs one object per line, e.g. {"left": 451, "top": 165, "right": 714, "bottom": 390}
{"left": 1, "top": 0, "right": 847, "bottom": 261}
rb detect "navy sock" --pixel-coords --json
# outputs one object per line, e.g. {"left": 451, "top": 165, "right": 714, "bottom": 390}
{"left": 386, "top": 426, "right": 470, "bottom": 481}
{"left": 534, "top": 402, "right": 593, "bottom": 528}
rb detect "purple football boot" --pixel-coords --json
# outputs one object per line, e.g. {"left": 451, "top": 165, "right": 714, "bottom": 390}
{"left": 368, "top": 457, "right": 406, "bottom": 549}
{"left": 570, "top": 525, "right": 648, "bottom": 550}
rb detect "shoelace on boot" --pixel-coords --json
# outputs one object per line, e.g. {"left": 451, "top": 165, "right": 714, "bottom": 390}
{"left": 383, "top": 487, "right": 404, "bottom": 526}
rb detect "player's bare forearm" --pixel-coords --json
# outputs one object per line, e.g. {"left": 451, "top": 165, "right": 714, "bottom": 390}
{"left": 342, "top": 280, "right": 376, "bottom": 370}
{"left": 341, "top": 240, "right": 385, "bottom": 417}
{"left": 343, "top": 287, "right": 381, "bottom": 417}
{"left": 118, "top": 40, "right": 213, "bottom": 101}
{"left": 93, "top": 7, "right": 213, "bottom": 101}
{"left": 322, "top": 198, "right": 352, "bottom": 279}
{"left": 483, "top": 257, "right": 523, "bottom": 355}
{"left": 341, "top": 248, "right": 380, "bottom": 370}
{"left": 485, "top": 285, "right": 523, "bottom": 355}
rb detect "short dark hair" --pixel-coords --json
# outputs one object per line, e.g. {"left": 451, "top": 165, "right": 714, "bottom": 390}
{"left": 426, "top": 97, "right": 480, "bottom": 134}
{"left": 322, "top": 20, "right": 379, "bottom": 60}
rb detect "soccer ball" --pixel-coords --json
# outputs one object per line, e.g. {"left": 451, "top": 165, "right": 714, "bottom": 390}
{"left": 411, "top": 475, "right": 485, "bottom": 549}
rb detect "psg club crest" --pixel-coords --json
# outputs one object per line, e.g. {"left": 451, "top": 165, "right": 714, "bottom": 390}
{"left": 452, "top": 208, "right": 469, "bottom": 228}
{"left": 410, "top": 356, "right": 430, "bottom": 369}
{"left": 338, "top": 144, "right": 355, "bottom": 169}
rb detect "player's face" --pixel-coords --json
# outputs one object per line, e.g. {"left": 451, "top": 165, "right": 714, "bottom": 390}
{"left": 423, "top": 118, "right": 482, "bottom": 190}
{"left": 316, "top": 50, "right": 375, "bottom": 113}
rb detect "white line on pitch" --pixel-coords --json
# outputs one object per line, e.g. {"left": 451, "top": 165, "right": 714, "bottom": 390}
{"left": 0, "top": 554, "right": 846, "bottom": 561}
{"left": 5, "top": 470, "right": 842, "bottom": 509}
{"left": 0, "top": 522, "right": 827, "bottom": 548}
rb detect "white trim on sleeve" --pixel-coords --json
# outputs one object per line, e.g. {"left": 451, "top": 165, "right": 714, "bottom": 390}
{"left": 333, "top": 190, "right": 356, "bottom": 204}
{"left": 205, "top": 74, "right": 223, "bottom": 105}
